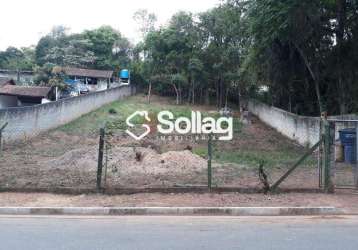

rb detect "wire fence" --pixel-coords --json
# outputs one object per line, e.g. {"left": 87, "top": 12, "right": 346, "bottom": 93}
{"left": 0, "top": 115, "right": 336, "bottom": 193}
{"left": 97, "top": 117, "right": 322, "bottom": 192}
{"left": 0, "top": 122, "right": 100, "bottom": 192}
{"left": 328, "top": 119, "right": 358, "bottom": 189}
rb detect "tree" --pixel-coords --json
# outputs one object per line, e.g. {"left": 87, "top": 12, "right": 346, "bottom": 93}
{"left": 35, "top": 35, "right": 56, "bottom": 66}
{"left": 188, "top": 57, "right": 204, "bottom": 104}
{"left": 199, "top": 3, "right": 244, "bottom": 107}
{"left": 243, "top": 0, "right": 334, "bottom": 114}
{"left": 34, "top": 25, "right": 132, "bottom": 73}
{"left": 135, "top": 5, "right": 246, "bottom": 107}
{"left": 0, "top": 46, "right": 35, "bottom": 70}
{"left": 62, "top": 36, "right": 96, "bottom": 67}
{"left": 133, "top": 9, "right": 157, "bottom": 39}
{"left": 3, "top": 1, "right": 358, "bottom": 116}
{"left": 84, "top": 26, "right": 131, "bottom": 69}
{"left": 48, "top": 66, "right": 67, "bottom": 90}
{"left": 49, "top": 25, "right": 69, "bottom": 39}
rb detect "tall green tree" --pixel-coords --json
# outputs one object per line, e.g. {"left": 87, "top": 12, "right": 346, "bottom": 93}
{"left": 0, "top": 46, "right": 35, "bottom": 70}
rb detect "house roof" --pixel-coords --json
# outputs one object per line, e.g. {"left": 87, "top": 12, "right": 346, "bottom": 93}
{"left": 0, "top": 85, "right": 52, "bottom": 98}
{"left": 0, "top": 78, "right": 14, "bottom": 87}
{"left": 64, "top": 67, "right": 113, "bottom": 79}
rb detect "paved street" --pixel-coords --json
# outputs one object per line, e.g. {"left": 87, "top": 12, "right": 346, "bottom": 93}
{"left": 1, "top": 216, "right": 358, "bottom": 250}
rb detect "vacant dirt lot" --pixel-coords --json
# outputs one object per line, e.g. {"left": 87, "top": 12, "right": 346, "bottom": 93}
{"left": 0, "top": 95, "right": 320, "bottom": 191}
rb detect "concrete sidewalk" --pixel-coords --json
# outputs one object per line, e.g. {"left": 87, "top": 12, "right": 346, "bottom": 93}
{"left": 0, "top": 191, "right": 356, "bottom": 216}
{"left": 0, "top": 206, "right": 341, "bottom": 216}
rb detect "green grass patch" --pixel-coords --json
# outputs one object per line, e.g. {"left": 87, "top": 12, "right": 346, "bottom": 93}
{"left": 233, "top": 118, "right": 243, "bottom": 134}
{"left": 193, "top": 147, "right": 208, "bottom": 158}
{"left": 215, "top": 150, "right": 315, "bottom": 168}
{"left": 57, "top": 95, "right": 242, "bottom": 136}
{"left": 193, "top": 146, "right": 315, "bottom": 168}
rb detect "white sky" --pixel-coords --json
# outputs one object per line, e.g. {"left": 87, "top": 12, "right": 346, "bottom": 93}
{"left": 0, "top": 0, "right": 219, "bottom": 50}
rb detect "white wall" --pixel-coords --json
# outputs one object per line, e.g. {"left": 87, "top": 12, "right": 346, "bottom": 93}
{"left": 0, "top": 95, "right": 17, "bottom": 108}
{"left": 86, "top": 81, "right": 108, "bottom": 92}
{"left": 0, "top": 85, "right": 134, "bottom": 141}
{"left": 248, "top": 99, "right": 321, "bottom": 146}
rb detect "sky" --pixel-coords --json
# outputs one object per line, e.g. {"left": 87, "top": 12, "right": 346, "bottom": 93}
{"left": 0, "top": 0, "right": 219, "bottom": 50}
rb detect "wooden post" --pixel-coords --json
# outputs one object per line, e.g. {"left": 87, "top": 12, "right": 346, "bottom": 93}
{"left": 208, "top": 134, "right": 212, "bottom": 190}
{"left": 97, "top": 127, "right": 105, "bottom": 191}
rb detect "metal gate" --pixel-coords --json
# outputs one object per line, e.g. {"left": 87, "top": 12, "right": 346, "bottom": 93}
{"left": 325, "top": 119, "right": 358, "bottom": 189}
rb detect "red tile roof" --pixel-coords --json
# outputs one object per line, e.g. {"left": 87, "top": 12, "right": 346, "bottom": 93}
{"left": 0, "top": 85, "right": 52, "bottom": 98}
{"left": 64, "top": 67, "right": 113, "bottom": 78}
{"left": 0, "top": 78, "right": 14, "bottom": 87}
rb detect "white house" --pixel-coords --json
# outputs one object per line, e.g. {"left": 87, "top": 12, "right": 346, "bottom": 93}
{"left": 64, "top": 67, "right": 114, "bottom": 92}
{"left": 0, "top": 85, "right": 54, "bottom": 108}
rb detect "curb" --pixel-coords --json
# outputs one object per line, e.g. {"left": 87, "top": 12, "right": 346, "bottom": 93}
{"left": 0, "top": 207, "right": 341, "bottom": 216}
{"left": 0, "top": 187, "right": 324, "bottom": 195}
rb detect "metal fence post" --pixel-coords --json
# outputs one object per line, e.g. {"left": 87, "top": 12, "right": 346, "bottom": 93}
{"left": 104, "top": 144, "right": 109, "bottom": 189}
{"left": 355, "top": 125, "right": 358, "bottom": 188}
{"left": 0, "top": 130, "right": 2, "bottom": 157}
{"left": 318, "top": 117, "right": 323, "bottom": 188}
{"left": 208, "top": 134, "right": 212, "bottom": 191}
{"left": 323, "top": 121, "right": 334, "bottom": 193}
{"left": 97, "top": 127, "right": 105, "bottom": 191}
{"left": 0, "top": 122, "right": 8, "bottom": 157}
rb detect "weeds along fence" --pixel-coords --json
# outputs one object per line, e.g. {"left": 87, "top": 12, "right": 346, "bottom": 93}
{"left": 0, "top": 85, "right": 134, "bottom": 193}
{"left": 96, "top": 116, "right": 325, "bottom": 193}
{"left": 207, "top": 136, "right": 320, "bottom": 192}
{"left": 0, "top": 120, "right": 324, "bottom": 193}
{"left": 0, "top": 126, "right": 103, "bottom": 193}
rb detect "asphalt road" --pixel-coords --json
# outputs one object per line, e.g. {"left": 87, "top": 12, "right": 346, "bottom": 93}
{"left": 1, "top": 216, "right": 358, "bottom": 250}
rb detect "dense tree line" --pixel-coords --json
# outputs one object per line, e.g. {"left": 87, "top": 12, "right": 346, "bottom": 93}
{"left": 132, "top": 5, "right": 245, "bottom": 108}
{"left": 1, "top": 0, "right": 358, "bottom": 115}
{"left": 0, "top": 25, "right": 131, "bottom": 84}
{"left": 133, "top": 0, "right": 358, "bottom": 115}
{"left": 243, "top": 0, "right": 358, "bottom": 115}
{"left": 0, "top": 46, "right": 35, "bottom": 70}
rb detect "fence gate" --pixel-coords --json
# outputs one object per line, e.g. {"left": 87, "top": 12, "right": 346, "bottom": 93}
{"left": 324, "top": 119, "right": 358, "bottom": 189}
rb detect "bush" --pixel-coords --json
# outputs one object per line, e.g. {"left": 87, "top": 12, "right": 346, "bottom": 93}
{"left": 108, "top": 108, "right": 118, "bottom": 114}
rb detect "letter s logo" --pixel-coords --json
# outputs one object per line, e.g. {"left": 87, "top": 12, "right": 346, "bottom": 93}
{"left": 126, "top": 111, "right": 151, "bottom": 140}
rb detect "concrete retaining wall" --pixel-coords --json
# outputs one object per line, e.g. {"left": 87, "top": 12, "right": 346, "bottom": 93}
{"left": 0, "top": 85, "right": 133, "bottom": 141}
{"left": 248, "top": 99, "right": 321, "bottom": 146}
{"left": 247, "top": 99, "right": 358, "bottom": 146}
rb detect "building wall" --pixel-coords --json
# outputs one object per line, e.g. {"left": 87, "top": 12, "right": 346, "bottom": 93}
{"left": 248, "top": 99, "right": 321, "bottom": 147}
{"left": 0, "top": 85, "right": 134, "bottom": 141}
{"left": 0, "top": 95, "right": 18, "bottom": 109}
{"left": 0, "top": 71, "right": 34, "bottom": 84}
{"left": 88, "top": 80, "right": 108, "bottom": 92}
